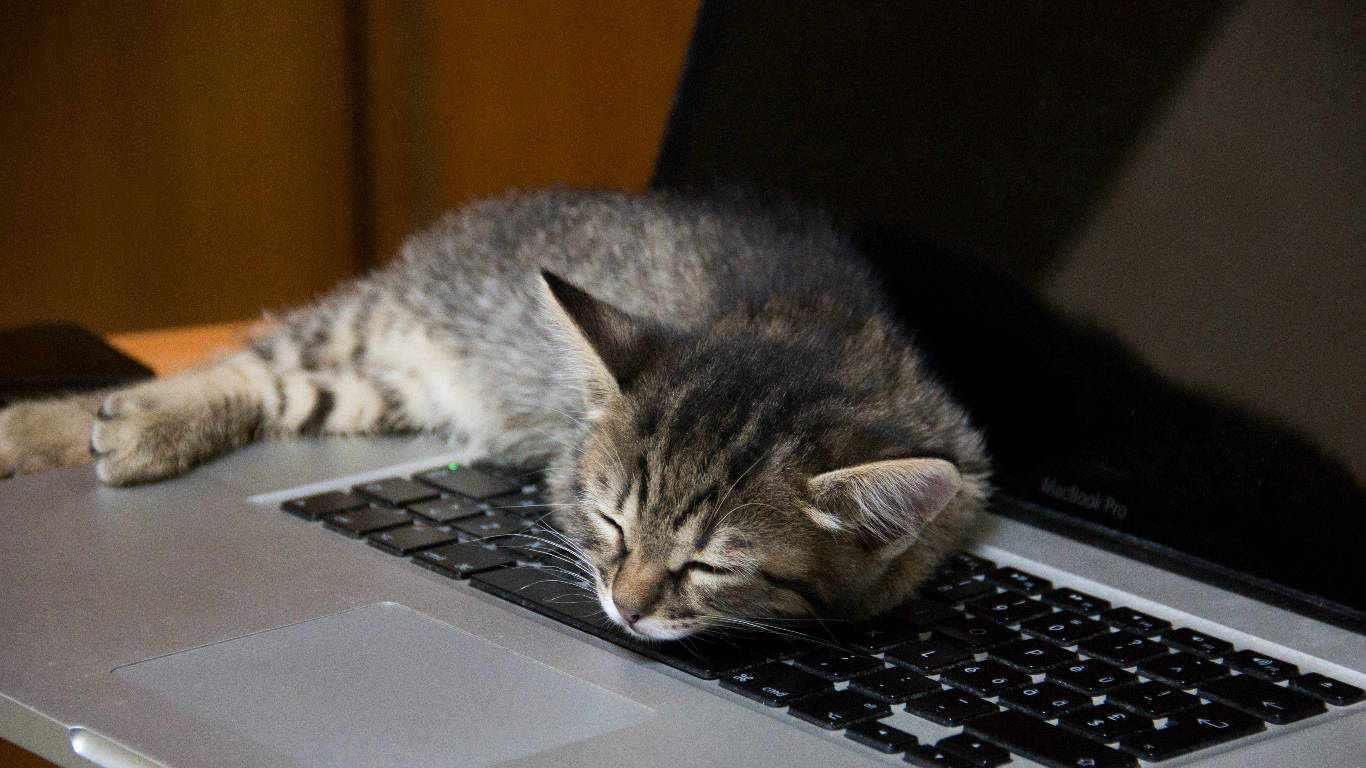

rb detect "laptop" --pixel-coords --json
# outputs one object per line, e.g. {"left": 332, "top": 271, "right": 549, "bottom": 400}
{"left": 3, "top": 1, "right": 1362, "bottom": 766}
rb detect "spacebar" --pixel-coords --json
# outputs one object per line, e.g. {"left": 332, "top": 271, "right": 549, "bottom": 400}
{"left": 469, "top": 566, "right": 766, "bottom": 679}
{"left": 964, "top": 710, "right": 1137, "bottom": 768}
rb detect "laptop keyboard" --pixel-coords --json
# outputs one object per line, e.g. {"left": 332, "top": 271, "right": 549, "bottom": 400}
{"left": 280, "top": 463, "right": 1364, "bottom": 767}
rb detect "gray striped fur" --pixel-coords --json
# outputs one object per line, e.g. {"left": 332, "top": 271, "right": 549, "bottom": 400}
{"left": 0, "top": 189, "right": 990, "bottom": 637}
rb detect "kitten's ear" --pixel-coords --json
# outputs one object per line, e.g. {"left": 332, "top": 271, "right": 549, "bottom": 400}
{"left": 809, "top": 458, "right": 961, "bottom": 556}
{"left": 539, "top": 271, "right": 663, "bottom": 412}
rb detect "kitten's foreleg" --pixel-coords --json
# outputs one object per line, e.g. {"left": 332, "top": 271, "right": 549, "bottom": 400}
{"left": 3, "top": 283, "right": 511, "bottom": 485}
{"left": 0, "top": 328, "right": 399, "bottom": 485}
{"left": 87, "top": 344, "right": 425, "bottom": 486}
{"left": 87, "top": 351, "right": 276, "bottom": 485}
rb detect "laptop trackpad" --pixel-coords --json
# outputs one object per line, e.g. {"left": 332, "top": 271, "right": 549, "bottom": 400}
{"left": 114, "top": 602, "right": 655, "bottom": 768}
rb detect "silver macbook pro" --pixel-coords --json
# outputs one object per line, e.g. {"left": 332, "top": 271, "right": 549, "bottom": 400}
{"left": 2, "top": 1, "right": 1362, "bottom": 767}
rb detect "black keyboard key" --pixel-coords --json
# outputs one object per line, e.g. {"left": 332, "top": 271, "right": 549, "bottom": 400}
{"left": 281, "top": 490, "right": 367, "bottom": 520}
{"left": 1077, "top": 632, "right": 1168, "bottom": 667}
{"left": 1098, "top": 607, "right": 1171, "bottom": 637}
{"left": 1136, "top": 651, "right": 1229, "bottom": 688}
{"left": 941, "top": 660, "right": 1032, "bottom": 698}
{"left": 934, "top": 616, "right": 1021, "bottom": 649}
{"left": 1057, "top": 703, "right": 1155, "bottom": 743}
{"left": 367, "top": 522, "right": 459, "bottom": 555}
{"left": 323, "top": 506, "right": 412, "bottom": 537}
{"left": 835, "top": 615, "right": 930, "bottom": 652}
{"left": 904, "top": 743, "right": 976, "bottom": 767}
{"left": 895, "top": 597, "right": 961, "bottom": 629}
{"left": 412, "top": 541, "right": 515, "bottom": 579}
{"left": 787, "top": 689, "right": 889, "bottom": 729}
{"left": 470, "top": 565, "right": 608, "bottom": 628}
{"left": 415, "top": 464, "right": 520, "bottom": 499}
{"left": 905, "top": 690, "right": 999, "bottom": 726}
{"left": 1117, "top": 702, "right": 1263, "bottom": 761}
{"left": 1020, "top": 612, "right": 1109, "bottom": 645}
{"left": 452, "top": 511, "right": 534, "bottom": 540}
{"left": 719, "top": 661, "right": 831, "bottom": 706}
{"left": 848, "top": 666, "right": 942, "bottom": 703}
{"left": 965, "top": 709, "right": 1137, "bottom": 768}
{"left": 1199, "top": 674, "right": 1327, "bottom": 724}
{"left": 1288, "top": 672, "right": 1366, "bottom": 705}
{"left": 1160, "top": 627, "right": 1233, "bottom": 659}
{"left": 790, "top": 649, "right": 884, "bottom": 681}
{"left": 1222, "top": 649, "right": 1298, "bottom": 682}
{"left": 944, "top": 552, "right": 997, "bottom": 574}
{"left": 886, "top": 638, "right": 977, "bottom": 674}
{"left": 936, "top": 733, "right": 1012, "bottom": 767}
{"left": 649, "top": 636, "right": 772, "bottom": 679}
{"left": 998, "top": 681, "right": 1090, "bottom": 719}
{"left": 845, "top": 720, "right": 917, "bottom": 753}
{"left": 983, "top": 566, "right": 1053, "bottom": 595}
{"left": 498, "top": 528, "right": 569, "bottom": 563}
{"left": 470, "top": 563, "right": 590, "bottom": 606}
{"left": 989, "top": 637, "right": 1078, "bottom": 673}
{"left": 966, "top": 592, "right": 1053, "bottom": 626}
{"left": 1106, "top": 681, "right": 1199, "bottom": 718}
{"left": 406, "top": 496, "right": 482, "bottom": 524}
{"left": 736, "top": 631, "right": 823, "bottom": 662}
{"left": 485, "top": 491, "right": 549, "bottom": 519}
{"left": 351, "top": 476, "right": 439, "bottom": 507}
{"left": 1049, "top": 659, "right": 1137, "bottom": 695}
{"left": 1040, "top": 587, "right": 1111, "bottom": 616}
{"left": 924, "top": 575, "right": 997, "bottom": 604}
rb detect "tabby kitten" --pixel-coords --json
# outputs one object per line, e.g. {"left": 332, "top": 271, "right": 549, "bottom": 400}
{"left": 0, "top": 189, "right": 989, "bottom": 640}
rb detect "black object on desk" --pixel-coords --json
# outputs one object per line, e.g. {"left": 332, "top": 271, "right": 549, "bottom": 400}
{"left": 0, "top": 324, "right": 153, "bottom": 407}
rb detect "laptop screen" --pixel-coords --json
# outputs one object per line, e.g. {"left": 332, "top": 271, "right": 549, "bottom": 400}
{"left": 652, "top": 1, "right": 1365, "bottom": 626}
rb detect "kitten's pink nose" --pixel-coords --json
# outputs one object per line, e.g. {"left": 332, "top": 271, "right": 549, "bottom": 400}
{"left": 613, "top": 599, "right": 642, "bottom": 626}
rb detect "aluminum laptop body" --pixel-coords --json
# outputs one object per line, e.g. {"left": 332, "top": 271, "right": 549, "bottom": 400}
{"left": 3, "top": 1, "right": 1363, "bottom": 766}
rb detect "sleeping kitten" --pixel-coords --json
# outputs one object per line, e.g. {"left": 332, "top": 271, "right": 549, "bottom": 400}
{"left": 0, "top": 189, "right": 989, "bottom": 640}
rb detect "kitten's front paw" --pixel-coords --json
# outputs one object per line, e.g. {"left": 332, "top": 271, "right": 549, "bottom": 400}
{"left": 0, "top": 398, "right": 99, "bottom": 478}
{"left": 90, "top": 387, "right": 206, "bottom": 486}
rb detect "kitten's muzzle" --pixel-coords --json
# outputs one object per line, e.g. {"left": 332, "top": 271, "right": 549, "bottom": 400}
{"left": 613, "top": 599, "right": 643, "bottom": 629}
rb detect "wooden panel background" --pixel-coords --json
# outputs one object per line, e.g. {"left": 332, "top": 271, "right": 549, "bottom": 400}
{"left": 0, "top": 0, "right": 698, "bottom": 335}
{"left": 0, "top": 2, "right": 360, "bottom": 333}
{"left": 0, "top": 2, "right": 698, "bottom": 764}
{"left": 362, "top": 1, "right": 702, "bottom": 260}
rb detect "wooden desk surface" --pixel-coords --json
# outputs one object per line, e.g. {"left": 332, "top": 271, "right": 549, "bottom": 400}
{"left": 107, "top": 319, "right": 260, "bottom": 376}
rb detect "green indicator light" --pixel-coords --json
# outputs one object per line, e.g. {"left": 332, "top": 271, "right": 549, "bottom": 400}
{"left": 448, "top": 462, "right": 461, "bottom": 471}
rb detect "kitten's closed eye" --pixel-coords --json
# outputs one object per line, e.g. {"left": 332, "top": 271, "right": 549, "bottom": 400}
{"left": 676, "top": 561, "right": 734, "bottom": 577}
{"left": 596, "top": 511, "right": 624, "bottom": 538}
{"left": 596, "top": 512, "right": 627, "bottom": 563}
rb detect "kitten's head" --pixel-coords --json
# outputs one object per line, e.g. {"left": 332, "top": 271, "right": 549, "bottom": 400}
{"left": 540, "top": 273, "right": 975, "bottom": 641}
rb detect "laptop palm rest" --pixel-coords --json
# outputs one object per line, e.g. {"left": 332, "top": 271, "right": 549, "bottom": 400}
{"left": 112, "top": 602, "right": 655, "bottom": 768}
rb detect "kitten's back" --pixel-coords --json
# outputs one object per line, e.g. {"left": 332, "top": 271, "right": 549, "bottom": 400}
{"left": 398, "top": 188, "right": 884, "bottom": 332}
